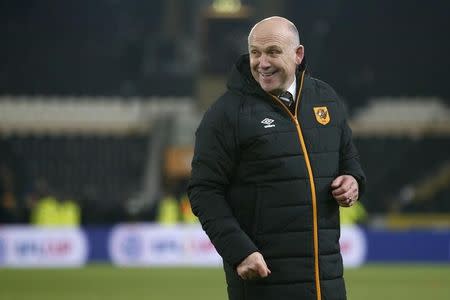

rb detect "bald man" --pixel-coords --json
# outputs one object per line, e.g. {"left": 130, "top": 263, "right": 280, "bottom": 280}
{"left": 189, "top": 16, "right": 366, "bottom": 300}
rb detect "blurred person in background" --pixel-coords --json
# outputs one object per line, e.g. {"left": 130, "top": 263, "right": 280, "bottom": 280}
{"left": 188, "top": 16, "right": 366, "bottom": 300}
{"left": 156, "top": 189, "right": 179, "bottom": 225}
{"left": 179, "top": 193, "right": 198, "bottom": 224}
{"left": 0, "top": 164, "right": 20, "bottom": 223}
{"left": 29, "top": 180, "right": 81, "bottom": 227}
{"left": 58, "top": 193, "right": 81, "bottom": 227}
{"left": 29, "top": 178, "right": 59, "bottom": 226}
{"left": 0, "top": 140, "right": 25, "bottom": 223}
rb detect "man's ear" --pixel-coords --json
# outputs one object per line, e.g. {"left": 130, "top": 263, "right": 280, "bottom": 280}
{"left": 295, "top": 45, "right": 305, "bottom": 65}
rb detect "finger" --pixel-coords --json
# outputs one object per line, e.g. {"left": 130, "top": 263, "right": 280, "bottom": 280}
{"left": 249, "top": 269, "right": 263, "bottom": 280}
{"left": 260, "top": 257, "right": 271, "bottom": 276}
{"left": 237, "top": 268, "right": 244, "bottom": 279}
{"left": 258, "top": 268, "right": 268, "bottom": 277}
{"left": 239, "top": 268, "right": 251, "bottom": 280}
{"left": 332, "top": 186, "right": 347, "bottom": 197}
{"left": 347, "top": 187, "right": 359, "bottom": 201}
{"left": 256, "top": 263, "right": 270, "bottom": 277}
{"left": 334, "top": 191, "right": 352, "bottom": 202}
{"left": 333, "top": 181, "right": 356, "bottom": 198}
{"left": 245, "top": 270, "right": 256, "bottom": 280}
{"left": 331, "top": 177, "right": 353, "bottom": 193}
{"left": 237, "top": 265, "right": 249, "bottom": 278}
{"left": 343, "top": 195, "right": 360, "bottom": 207}
{"left": 345, "top": 199, "right": 356, "bottom": 207}
{"left": 339, "top": 201, "right": 352, "bottom": 207}
{"left": 331, "top": 176, "right": 344, "bottom": 188}
{"left": 337, "top": 201, "right": 350, "bottom": 207}
{"left": 338, "top": 195, "right": 353, "bottom": 206}
{"left": 335, "top": 192, "right": 356, "bottom": 206}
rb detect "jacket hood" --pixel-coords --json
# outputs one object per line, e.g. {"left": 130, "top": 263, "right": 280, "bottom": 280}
{"left": 226, "top": 54, "right": 307, "bottom": 97}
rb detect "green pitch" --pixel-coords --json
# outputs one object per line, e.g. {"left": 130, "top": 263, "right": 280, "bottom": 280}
{"left": 0, "top": 264, "right": 448, "bottom": 300}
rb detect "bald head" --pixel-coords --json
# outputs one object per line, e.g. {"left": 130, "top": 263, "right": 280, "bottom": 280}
{"left": 248, "top": 16, "right": 300, "bottom": 48}
{"left": 247, "top": 16, "right": 304, "bottom": 94}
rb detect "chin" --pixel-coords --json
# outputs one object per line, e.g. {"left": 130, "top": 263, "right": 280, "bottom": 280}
{"left": 261, "top": 85, "right": 279, "bottom": 94}
{"left": 259, "top": 80, "right": 282, "bottom": 93}
{"left": 258, "top": 81, "right": 272, "bottom": 90}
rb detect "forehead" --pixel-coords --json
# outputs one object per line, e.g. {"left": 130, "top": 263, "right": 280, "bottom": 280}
{"left": 249, "top": 24, "right": 292, "bottom": 49}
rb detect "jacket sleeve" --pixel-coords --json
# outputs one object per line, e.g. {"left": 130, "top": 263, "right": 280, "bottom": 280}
{"left": 187, "top": 98, "right": 258, "bottom": 267}
{"left": 338, "top": 101, "right": 367, "bottom": 196}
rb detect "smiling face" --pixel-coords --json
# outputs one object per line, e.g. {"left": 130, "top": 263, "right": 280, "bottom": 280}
{"left": 248, "top": 17, "right": 304, "bottom": 95}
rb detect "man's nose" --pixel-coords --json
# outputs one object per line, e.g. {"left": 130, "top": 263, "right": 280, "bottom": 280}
{"left": 259, "top": 55, "right": 270, "bottom": 68}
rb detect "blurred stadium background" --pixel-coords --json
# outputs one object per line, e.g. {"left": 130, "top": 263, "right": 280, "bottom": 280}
{"left": 0, "top": 0, "right": 449, "bottom": 299}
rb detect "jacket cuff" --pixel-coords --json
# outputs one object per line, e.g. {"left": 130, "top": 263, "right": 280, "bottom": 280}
{"left": 217, "top": 232, "right": 259, "bottom": 268}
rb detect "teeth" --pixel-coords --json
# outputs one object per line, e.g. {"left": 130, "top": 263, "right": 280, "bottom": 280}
{"left": 261, "top": 72, "right": 275, "bottom": 77}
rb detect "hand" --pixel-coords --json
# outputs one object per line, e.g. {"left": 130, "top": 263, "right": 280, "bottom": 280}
{"left": 236, "top": 252, "right": 271, "bottom": 280}
{"left": 331, "top": 175, "right": 359, "bottom": 207}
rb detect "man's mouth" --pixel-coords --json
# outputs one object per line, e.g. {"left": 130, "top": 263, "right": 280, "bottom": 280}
{"left": 260, "top": 70, "right": 277, "bottom": 78}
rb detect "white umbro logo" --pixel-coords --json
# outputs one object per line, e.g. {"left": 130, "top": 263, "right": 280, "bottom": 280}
{"left": 261, "top": 118, "right": 275, "bottom": 128}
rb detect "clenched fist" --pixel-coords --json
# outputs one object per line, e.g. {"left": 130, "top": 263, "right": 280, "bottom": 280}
{"left": 236, "top": 252, "right": 271, "bottom": 280}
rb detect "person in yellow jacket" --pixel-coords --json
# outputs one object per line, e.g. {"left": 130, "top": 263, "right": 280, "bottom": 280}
{"left": 31, "top": 195, "right": 60, "bottom": 226}
{"left": 58, "top": 198, "right": 81, "bottom": 227}
{"left": 156, "top": 193, "right": 179, "bottom": 225}
{"left": 180, "top": 193, "right": 198, "bottom": 224}
{"left": 32, "top": 194, "right": 81, "bottom": 227}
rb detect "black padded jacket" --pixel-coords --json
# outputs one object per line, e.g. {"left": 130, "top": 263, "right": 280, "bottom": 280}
{"left": 188, "top": 54, "right": 366, "bottom": 300}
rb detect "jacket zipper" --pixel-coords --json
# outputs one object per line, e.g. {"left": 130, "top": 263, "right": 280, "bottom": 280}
{"left": 269, "top": 70, "right": 322, "bottom": 300}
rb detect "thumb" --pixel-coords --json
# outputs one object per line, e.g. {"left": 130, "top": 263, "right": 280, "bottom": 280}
{"left": 256, "top": 261, "right": 271, "bottom": 277}
{"left": 331, "top": 176, "right": 344, "bottom": 188}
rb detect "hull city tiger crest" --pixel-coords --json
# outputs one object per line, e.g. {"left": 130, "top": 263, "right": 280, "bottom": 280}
{"left": 313, "top": 106, "right": 330, "bottom": 125}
